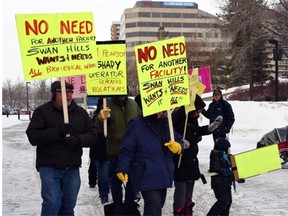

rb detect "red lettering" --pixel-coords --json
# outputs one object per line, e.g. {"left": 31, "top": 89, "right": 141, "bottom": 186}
{"left": 137, "top": 46, "right": 157, "bottom": 64}
{"left": 162, "top": 42, "right": 186, "bottom": 58}
{"left": 60, "top": 20, "right": 93, "bottom": 34}
{"left": 25, "top": 20, "right": 48, "bottom": 35}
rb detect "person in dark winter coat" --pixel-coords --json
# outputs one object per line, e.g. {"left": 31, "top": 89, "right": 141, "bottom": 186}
{"left": 202, "top": 88, "right": 235, "bottom": 142}
{"left": 207, "top": 138, "right": 233, "bottom": 216}
{"left": 91, "top": 97, "right": 110, "bottom": 204}
{"left": 96, "top": 95, "right": 141, "bottom": 203}
{"left": 88, "top": 149, "right": 97, "bottom": 188}
{"left": 172, "top": 94, "right": 223, "bottom": 216}
{"left": 26, "top": 80, "right": 97, "bottom": 216}
{"left": 117, "top": 110, "right": 184, "bottom": 216}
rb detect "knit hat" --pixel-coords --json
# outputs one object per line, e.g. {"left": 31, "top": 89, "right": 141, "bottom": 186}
{"left": 51, "top": 81, "right": 74, "bottom": 92}
{"left": 213, "top": 88, "right": 222, "bottom": 96}
{"left": 214, "top": 138, "right": 231, "bottom": 153}
{"left": 194, "top": 94, "right": 206, "bottom": 110}
{"left": 51, "top": 81, "right": 74, "bottom": 100}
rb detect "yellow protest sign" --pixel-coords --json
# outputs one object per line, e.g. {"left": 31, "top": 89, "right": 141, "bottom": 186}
{"left": 86, "top": 42, "right": 127, "bottom": 96}
{"left": 230, "top": 144, "right": 281, "bottom": 181}
{"left": 134, "top": 36, "right": 190, "bottom": 116}
{"left": 185, "top": 68, "right": 206, "bottom": 113}
{"left": 15, "top": 12, "right": 97, "bottom": 81}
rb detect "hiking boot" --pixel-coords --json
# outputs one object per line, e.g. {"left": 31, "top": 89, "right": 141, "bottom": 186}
{"left": 173, "top": 205, "right": 185, "bottom": 216}
{"left": 185, "top": 200, "right": 195, "bottom": 216}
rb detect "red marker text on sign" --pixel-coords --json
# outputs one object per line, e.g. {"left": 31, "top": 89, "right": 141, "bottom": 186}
{"left": 137, "top": 46, "right": 157, "bottom": 64}
{"left": 162, "top": 42, "right": 186, "bottom": 58}
{"left": 24, "top": 19, "right": 93, "bottom": 35}
{"left": 25, "top": 20, "right": 49, "bottom": 35}
{"left": 60, "top": 20, "right": 93, "bottom": 34}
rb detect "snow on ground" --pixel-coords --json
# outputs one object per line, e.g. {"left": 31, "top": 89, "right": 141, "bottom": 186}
{"left": 2, "top": 100, "right": 288, "bottom": 216}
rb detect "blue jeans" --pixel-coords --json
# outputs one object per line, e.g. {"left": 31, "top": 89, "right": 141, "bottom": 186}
{"left": 141, "top": 189, "right": 167, "bottom": 216}
{"left": 39, "top": 167, "right": 81, "bottom": 216}
{"left": 108, "top": 155, "right": 136, "bottom": 202}
{"left": 93, "top": 159, "right": 110, "bottom": 199}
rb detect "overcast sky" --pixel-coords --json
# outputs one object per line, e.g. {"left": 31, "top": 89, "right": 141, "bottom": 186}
{"left": 1, "top": 0, "right": 220, "bottom": 82}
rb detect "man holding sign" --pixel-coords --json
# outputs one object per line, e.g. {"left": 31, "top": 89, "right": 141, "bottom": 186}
{"left": 26, "top": 81, "right": 97, "bottom": 215}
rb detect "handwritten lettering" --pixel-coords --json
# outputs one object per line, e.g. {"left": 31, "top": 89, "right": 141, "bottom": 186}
{"left": 27, "top": 47, "right": 58, "bottom": 56}
{"left": 97, "top": 61, "right": 121, "bottom": 70}
{"left": 143, "top": 89, "right": 163, "bottom": 107}
{"left": 60, "top": 20, "right": 93, "bottom": 34}
{"left": 142, "top": 81, "right": 162, "bottom": 92}
{"left": 162, "top": 42, "right": 186, "bottom": 58}
{"left": 89, "top": 71, "right": 124, "bottom": 78}
{"left": 149, "top": 66, "right": 185, "bottom": 79}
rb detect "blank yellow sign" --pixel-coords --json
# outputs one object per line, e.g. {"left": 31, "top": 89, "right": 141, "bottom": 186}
{"left": 231, "top": 144, "right": 281, "bottom": 181}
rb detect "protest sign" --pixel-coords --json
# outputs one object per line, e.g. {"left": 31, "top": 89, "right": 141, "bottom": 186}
{"left": 86, "top": 41, "right": 127, "bottom": 96}
{"left": 230, "top": 144, "right": 281, "bottom": 181}
{"left": 65, "top": 75, "right": 87, "bottom": 98}
{"left": 198, "top": 66, "right": 211, "bottom": 93}
{"left": 134, "top": 36, "right": 190, "bottom": 117}
{"left": 15, "top": 12, "right": 97, "bottom": 81}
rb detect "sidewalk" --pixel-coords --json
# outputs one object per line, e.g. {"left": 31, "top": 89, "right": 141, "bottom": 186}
{"left": 2, "top": 121, "right": 102, "bottom": 215}
{"left": 2, "top": 119, "right": 288, "bottom": 216}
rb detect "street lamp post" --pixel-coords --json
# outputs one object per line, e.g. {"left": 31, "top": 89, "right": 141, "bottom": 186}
{"left": 26, "top": 82, "right": 31, "bottom": 120}
{"left": 268, "top": 39, "right": 280, "bottom": 101}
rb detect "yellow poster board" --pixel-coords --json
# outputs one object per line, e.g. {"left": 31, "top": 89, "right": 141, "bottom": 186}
{"left": 86, "top": 42, "right": 127, "bottom": 96}
{"left": 15, "top": 12, "right": 97, "bottom": 81}
{"left": 134, "top": 36, "right": 190, "bottom": 116}
{"left": 231, "top": 144, "right": 281, "bottom": 181}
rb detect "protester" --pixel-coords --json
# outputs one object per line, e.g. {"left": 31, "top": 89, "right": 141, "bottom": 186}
{"left": 202, "top": 88, "right": 235, "bottom": 142}
{"left": 88, "top": 152, "right": 97, "bottom": 188}
{"left": 26, "top": 80, "right": 98, "bottom": 216}
{"left": 207, "top": 138, "right": 233, "bottom": 216}
{"left": 96, "top": 94, "right": 141, "bottom": 203}
{"left": 116, "top": 109, "right": 184, "bottom": 216}
{"left": 171, "top": 94, "right": 223, "bottom": 216}
{"left": 91, "top": 97, "right": 110, "bottom": 204}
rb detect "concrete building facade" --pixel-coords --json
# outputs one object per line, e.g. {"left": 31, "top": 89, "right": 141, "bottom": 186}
{"left": 119, "top": 1, "right": 228, "bottom": 58}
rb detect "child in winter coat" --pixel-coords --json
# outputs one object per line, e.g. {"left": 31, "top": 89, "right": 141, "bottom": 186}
{"left": 207, "top": 138, "right": 233, "bottom": 216}
{"left": 171, "top": 94, "right": 223, "bottom": 216}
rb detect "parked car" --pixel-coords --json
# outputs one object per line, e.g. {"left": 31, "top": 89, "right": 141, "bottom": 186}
{"left": 10, "top": 108, "right": 20, "bottom": 115}
{"left": 257, "top": 126, "right": 288, "bottom": 165}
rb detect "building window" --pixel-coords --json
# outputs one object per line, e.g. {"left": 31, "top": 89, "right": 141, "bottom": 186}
{"left": 138, "top": 12, "right": 150, "bottom": 17}
{"left": 152, "top": 12, "right": 161, "bottom": 17}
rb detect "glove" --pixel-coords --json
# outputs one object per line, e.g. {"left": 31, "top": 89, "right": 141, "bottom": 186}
{"left": 164, "top": 141, "right": 182, "bottom": 154}
{"left": 207, "top": 116, "right": 223, "bottom": 132}
{"left": 225, "top": 127, "right": 231, "bottom": 134}
{"left": 65, "top": 136, "right": 81, "bottom": 150}
{"left": 183, "top": 139, "right": 190, "bottom": 149}
{"left": 117, "top": 172, "right": 128, "bottom": 183}
{"left": 98, "top": 107, "right": 111, "bottom": 121}
{"left": 59, "top": 123, "right": 73, "bottom": 137}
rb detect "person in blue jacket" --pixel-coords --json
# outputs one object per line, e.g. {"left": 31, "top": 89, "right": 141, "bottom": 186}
{"left": 116, "top": 108, "right": 184, "bottom": 216}
{"left": 202, "top": 88, "right": 235, "bottom": 142}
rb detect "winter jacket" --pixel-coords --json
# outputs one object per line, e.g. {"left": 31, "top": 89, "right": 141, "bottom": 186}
{"left": 202, "top": 97, "right": 235, "bottom": 136}
{"left": 26, "top": 100, "right": 97, "bottom": 171}
{"left": 209, "top": 150, "right": 233, "bottom": 188}
{"left": 116, "top": 114, "right": 184, "bottom": 192}
{"left": 96, "top": 97, "right": 141, "bottom": 156}
{"left": 172, "top": 106, "right": 210, "bottom": 181}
